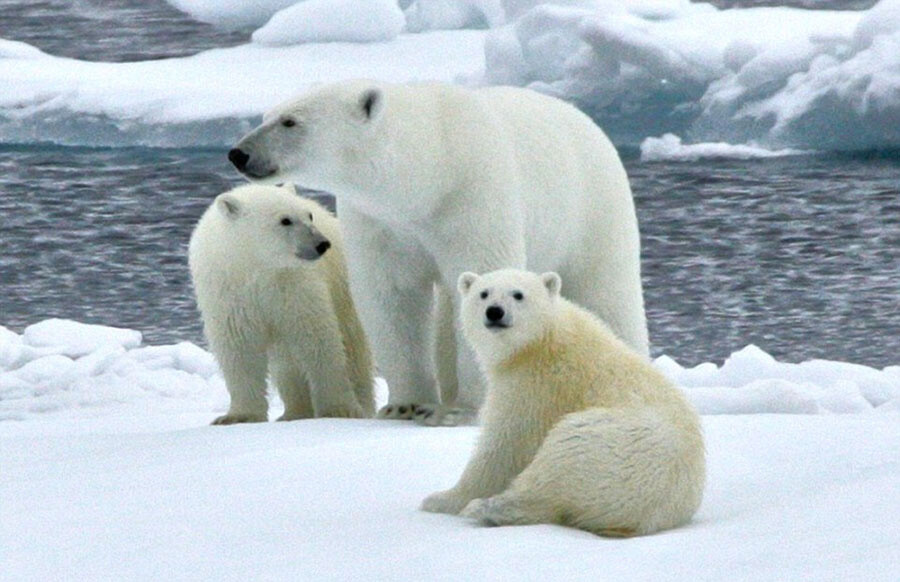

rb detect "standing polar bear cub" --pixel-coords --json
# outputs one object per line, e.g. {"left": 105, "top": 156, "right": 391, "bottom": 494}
{"left": 189, "top": 184, "right": 374, "bottom": 424}
{"left": 422, "top": 269, "right": 705, "bottom": 536}
{"left": 229, "top": 81, "right": 648, "bottom": 425}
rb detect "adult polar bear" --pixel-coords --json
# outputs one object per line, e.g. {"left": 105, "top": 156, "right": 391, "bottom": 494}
{"left": 229, "top": 80, "right": 648, "bottom": 425}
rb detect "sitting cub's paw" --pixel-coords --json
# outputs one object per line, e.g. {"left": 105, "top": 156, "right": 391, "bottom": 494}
{"left": 421, "top": 489, "right": 472, "bottom": 515}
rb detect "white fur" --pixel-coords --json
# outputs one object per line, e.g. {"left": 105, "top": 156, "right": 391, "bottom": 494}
{"left": 188, "top": 184, "right": 374, "bottom": 424}
{"left": 422, "top": 269, "right": 705, "bottom": 536}
{"left": 231, "top": 81, "right": 648, "bottom": 425}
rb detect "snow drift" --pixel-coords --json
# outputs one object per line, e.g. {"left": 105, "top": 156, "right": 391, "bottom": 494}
{"left": 2, "top": 319, "right": 898, "bottom": 423}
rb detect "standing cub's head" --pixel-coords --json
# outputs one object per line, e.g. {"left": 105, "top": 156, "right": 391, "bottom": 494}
{"left": 458, "top": 269, "right": 562, "bottom": 363}
{"left": 209, "top": 184, "right": 331, "bottom": 268}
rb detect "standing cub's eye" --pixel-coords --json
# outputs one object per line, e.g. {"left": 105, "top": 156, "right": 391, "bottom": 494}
{"left": 513, "top": 291, "right": 524, "bottom": 301}
{"left": 280, "top": 217, "right": 293, "bottom": 226}
{"left": 281, "top": 118, "right": 296, "bottom": 128}
{"left": 308, "top": 212, "right": 313, "bottom": 221}
{"left": 479, "top": 290, "right": 489, "bottom": 300}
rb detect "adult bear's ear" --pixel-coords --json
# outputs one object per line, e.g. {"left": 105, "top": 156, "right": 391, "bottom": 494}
{"left": 458, "top": 272, "right": 479, "bottom": 295}
{"left": 216, "top": 194, "right": 241, "bottom": 219}
{"left": 360, "top": 88, "right": 383, "bottom": 121}
{"left": 541, "top": 272, "right": 561, "bottom": 298}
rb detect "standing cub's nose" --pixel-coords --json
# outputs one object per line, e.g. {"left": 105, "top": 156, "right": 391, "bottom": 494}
{"left": 228, "top": 148, "right": 249, "bottom": 171}
{"left": 485, "top": 305, "right": 505, "bottom": 322}
{"left": 316, "top": 240, "right": 331, "bottom": 256}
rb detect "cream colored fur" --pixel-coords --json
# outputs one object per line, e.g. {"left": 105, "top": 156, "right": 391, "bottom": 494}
{"left": 231, "top": 80, "right": 647, "bottom": 426}
{"left": 422, "top": 269, "right": 705, "bottom": 536}
{"left": 189, "top": 184, "right": 374, "bottom": 424}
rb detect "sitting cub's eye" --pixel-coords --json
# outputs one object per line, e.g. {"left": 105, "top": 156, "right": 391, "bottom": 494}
{"left": 282, "top": 118, "right": 296, "bottom": 128}
{"left": 308, "top": 212, "right": 313, "bottom": 221}
{"left": 280, "top": 217, "right": 293, "bottom": 226}
{"left": 513, "top": 291, "right": 524, "bottom": 301}
{"left": 479, "top": 290, "right": 489, "bottom": 300}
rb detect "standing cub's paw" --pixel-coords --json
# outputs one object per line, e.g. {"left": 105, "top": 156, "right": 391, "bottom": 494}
{"left": 211, "top": 413, "right": 267, "bottom": 425}
{"left": 421, "top": 489, "right": 472, "bottom": 515}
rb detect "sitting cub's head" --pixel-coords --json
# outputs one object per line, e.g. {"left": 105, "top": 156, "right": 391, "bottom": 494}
{"left": 457, "top": 268, "right": 562, "bottom": 361}
{"left": 214, "top": 184, "right": 331, "bottom": 267}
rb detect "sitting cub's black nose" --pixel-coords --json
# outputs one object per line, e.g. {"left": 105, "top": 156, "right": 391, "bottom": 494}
{"left": 228, "top": 148, "right": 249, "bottom": 172}
{"left": 316, "top": 240, "right": 331, "bottom": 256}
{"left": 486, "top": 305, "right": 505, "bottom": 322}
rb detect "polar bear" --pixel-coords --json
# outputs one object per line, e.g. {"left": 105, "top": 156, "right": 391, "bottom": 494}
{"left": 229, "top": 80, "right": 647, "bottom": 425}
{"left": 189, "top": 184, "right": 374, "bottom": 424}
{"left": 421, "top": 269, "right": 705, "bottom": 536}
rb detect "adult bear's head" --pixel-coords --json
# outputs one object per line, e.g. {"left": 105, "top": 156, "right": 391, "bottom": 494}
{"left": 229, "top": 80, "right": 387, "bottom": 197}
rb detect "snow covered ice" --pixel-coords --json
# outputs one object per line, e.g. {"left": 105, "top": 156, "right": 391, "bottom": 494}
{"left": 1, "top": 1, "right": 899, "bottom": 151}
{"left": 2, "top": 318, "right": 899, "bottom": 580}
{"left": 3, "top": 319, "right": 900, "bottom": 579}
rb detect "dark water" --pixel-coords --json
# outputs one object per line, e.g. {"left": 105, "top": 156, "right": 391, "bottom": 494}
{"left": 0, "top": 0, "right": 247, "bottom": 62}
{"left": 2, "top": 144, "right": 898, "bottom": 368}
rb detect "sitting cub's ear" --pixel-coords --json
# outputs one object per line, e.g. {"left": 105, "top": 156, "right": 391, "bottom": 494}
{"left": 216, "top": 194, "right": 241, "bottom": 219}
{"left": 360, "top": 88, "right": 383, "bottom": 121}
{"left": 458, "top": 272, "right": 479, "bottom": 295}
{"left": 541, "top": 272, "right": 561, "bottom": 298}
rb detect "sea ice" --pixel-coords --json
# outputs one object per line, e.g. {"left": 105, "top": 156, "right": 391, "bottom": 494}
{"left": 252, "top": 0, "right": 406, "bottom": 46}
{"left": 165, "top": 0, "right": 300, "bottom": 30}
{"left": 0, "top": 30, "right": 486, "bottom": 147}
{"left": 2, "top": 1, "right": 898, "bottom": 150}
{"left": 640, "top": 133, "right": 810, "bottom": 161}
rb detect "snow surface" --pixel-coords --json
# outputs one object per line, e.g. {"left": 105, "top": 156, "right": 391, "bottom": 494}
{"left": 251, "top": 0, "right": 406, "bottom": 46}
{"left": 2, "top": 319, "right": 899, "bottom": 580}
{"left": 2, "top": 1, "right": 899, "bottom": 150}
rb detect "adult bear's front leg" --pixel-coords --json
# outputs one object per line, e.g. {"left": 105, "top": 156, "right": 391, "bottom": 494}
{"left": 339, "top": 206, "right": 441, "bottom": 419}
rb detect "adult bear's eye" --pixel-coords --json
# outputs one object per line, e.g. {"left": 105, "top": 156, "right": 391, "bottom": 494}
{"left": 282, "top": 118, "right": 296, "bottom": 128}
{"left": 480, "top": 290, "right": 488, "bottom": 300}
{"left": 308, "top": 212, "right": 313, "bottom": 221}
{"left": 513, "top": 291, "right": 524, "bottom": 301}
{"left": 280, "top": 217, "right": 293, "bottom": 226}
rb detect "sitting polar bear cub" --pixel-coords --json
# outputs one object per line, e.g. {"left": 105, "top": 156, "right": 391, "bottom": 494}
{"left": 189, "top": 184, "right": 374, "bottom": 424}
{"left": 422, "top": 269, "right": 705, "bottom": 537}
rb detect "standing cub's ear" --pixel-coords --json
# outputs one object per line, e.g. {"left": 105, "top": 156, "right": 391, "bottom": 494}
{"left": 216, "top": 194, "right": 241, "bottom": 219}
{"left": 541, "top": 272, "right": 562, "bottom": 298}
{"left": 360, "top": 88, "right": 383, "bottom": 121}
{"left": 458, "top": 272, "right": 479, "bottom": 295}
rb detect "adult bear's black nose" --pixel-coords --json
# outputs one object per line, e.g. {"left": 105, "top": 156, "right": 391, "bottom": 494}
{"left": 485, "top": 305, "right": 505, "bottom": 322}
{"left": 316, "top": 240, "right": 331, "bottom": 256}
{"left": 228, "top": 148, "right": 249, "bottom": 172}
